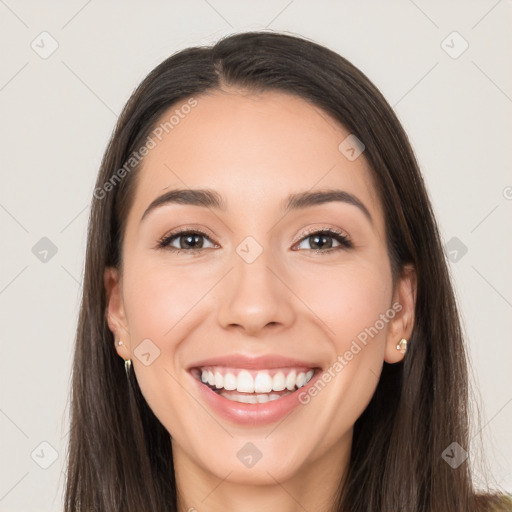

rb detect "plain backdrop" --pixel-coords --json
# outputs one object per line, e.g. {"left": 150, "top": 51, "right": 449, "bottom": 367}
{"left": 0, "top": 1, "right": 511, "bottom": 510}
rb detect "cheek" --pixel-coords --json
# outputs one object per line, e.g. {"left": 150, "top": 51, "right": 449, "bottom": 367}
{"left": 294, "top": 268, "right": 393, "bottom": 435}
{"left": 291, "top": 257, "right": 393, "bottom": 349}
{"left": 291, "top": 257, "right": 393, "bottom": 408}
{"left": 120, "top": 258, "right": 216, "bottom": 427}
{"left": 121, "top": 246, "right": 393, "bottom": 436}
{"left": 122, "top": 257, "right": 213, "bottom": 341}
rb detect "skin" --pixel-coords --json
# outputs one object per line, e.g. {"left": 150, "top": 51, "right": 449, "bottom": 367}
{"left": 105, "top": 89, "right": 417, "bottom": 512}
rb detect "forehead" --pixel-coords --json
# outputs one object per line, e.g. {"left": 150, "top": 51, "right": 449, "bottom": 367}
{"left": 128, "top": 89, "right": 383, "bottom": 228}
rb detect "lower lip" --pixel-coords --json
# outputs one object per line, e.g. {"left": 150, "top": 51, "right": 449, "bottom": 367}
{"left": 190, "top": 370, "right": 320, "bottom": 426}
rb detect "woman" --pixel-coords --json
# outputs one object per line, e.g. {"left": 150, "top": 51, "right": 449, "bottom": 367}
{"left": 64, "top": 31, "right": 511, "bottom": 511}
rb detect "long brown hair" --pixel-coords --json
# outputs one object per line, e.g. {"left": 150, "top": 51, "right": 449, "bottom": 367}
{"left": 64, "top": 31, "right": 509, "bottom": 511}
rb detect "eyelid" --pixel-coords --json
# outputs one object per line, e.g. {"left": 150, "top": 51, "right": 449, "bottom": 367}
{"left": 292, "top": 225, "right": 350, "bottom": 245}
{"left": 160, "top": 224, "right": 216, "bottom": 239}
{"left": 156, "top": 226, "right": 218, "bottom": 250}
{"left": 157, "top": 225, "right": 352, "bottom": 252}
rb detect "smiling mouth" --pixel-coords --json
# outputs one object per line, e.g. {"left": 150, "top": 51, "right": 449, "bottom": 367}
{"left": 190, "top": 366, "right": 319, "bottom": 404}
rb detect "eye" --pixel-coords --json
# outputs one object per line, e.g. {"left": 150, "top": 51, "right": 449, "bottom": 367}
{"left": 293, "top": 228, "right": 352, "bottom": 252}
{"left": 156, "top": 227, "right": 352, "bottom": 254}
{"left": 157, "top": 229, "right": 217, "bottom": 253}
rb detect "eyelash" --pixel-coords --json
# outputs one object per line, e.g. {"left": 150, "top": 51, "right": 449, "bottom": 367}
{"left": 157, "top": 227, "right": 353, "bottom": 255}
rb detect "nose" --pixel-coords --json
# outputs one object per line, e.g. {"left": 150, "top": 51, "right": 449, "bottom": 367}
{"left": 216, "top": 246, "right": 296, "bottom": 337}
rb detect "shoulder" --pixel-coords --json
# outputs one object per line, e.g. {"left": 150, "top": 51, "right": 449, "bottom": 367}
{"left": 476, "top": 493, "right": 512, "bottom": 511}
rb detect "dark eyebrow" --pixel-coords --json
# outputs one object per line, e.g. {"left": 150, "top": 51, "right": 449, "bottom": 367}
{"left": 284, "top": 189, "right": 372, "bottom": 224}
{"left": 140, "top": 187, "right": 372, "bottom": 224}
{"left": 141, "top": 188, "right": 226, "bottom": 222}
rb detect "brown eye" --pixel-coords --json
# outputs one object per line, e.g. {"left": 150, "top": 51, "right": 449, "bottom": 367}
{"left": 158, "top": 230, "right": 216, "bottom": 252}
{"left": 295, "top": 230, "right": 352, "bottom": 252}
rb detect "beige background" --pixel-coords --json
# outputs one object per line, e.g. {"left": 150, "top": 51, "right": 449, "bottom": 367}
{"left": 0, "top": 1, "right": 511, "bottom": 510}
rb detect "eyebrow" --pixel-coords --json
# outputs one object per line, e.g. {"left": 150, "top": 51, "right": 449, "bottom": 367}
{"left": 140, "top": 187, "right": 373, "bottom": 224}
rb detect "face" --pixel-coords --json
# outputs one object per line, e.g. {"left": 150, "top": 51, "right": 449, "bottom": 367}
{"left": 105, "top": 89, "right": 416, "bottom": 488}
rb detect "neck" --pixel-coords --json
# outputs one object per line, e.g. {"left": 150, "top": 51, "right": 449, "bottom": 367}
{"left": 173, "top": 430, "right": 352, "bottom": 512}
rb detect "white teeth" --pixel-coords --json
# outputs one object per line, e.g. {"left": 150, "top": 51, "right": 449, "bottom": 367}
{"left": 254, "top": 372, "right": 273, "bottom": 393}
{"left": 235, "top": 393, "right": 257, "bottom": 404}
{"left": 198, "top": 367, "right": 316, "bottom": 393}
{"left": 223, "top": 372, "right": 237, "bottom": 391}
{"left": 285, "top": 370, "right": 297, "bottom": 391}
{"left": 256, "top": 393, "right": 269, "bottom": 403}
{"left": 236, "top": 370, "right": 254, "bottom": 393}
{"left": 219, "top": 391, "right": 292, "bottom": 404}
{"left": 272, "top": 372, "right": 286, "bottom": 391}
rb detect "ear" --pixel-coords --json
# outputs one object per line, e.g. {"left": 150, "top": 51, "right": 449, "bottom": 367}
{"left": 384, "top": 264, "right": 417, "bottom": 364}
{"left": 104, "top": 266, "right": 131, "bottom": 361}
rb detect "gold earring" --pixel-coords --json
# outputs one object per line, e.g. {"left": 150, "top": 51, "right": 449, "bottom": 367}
{"left": 124, "top": 358, "right": 132, "bottom": 377}
{"left": 117, "top": 340, "right": 132, "bottom": 376}
{"left": 396, "top": 338, "right": 408, "bottom": 354}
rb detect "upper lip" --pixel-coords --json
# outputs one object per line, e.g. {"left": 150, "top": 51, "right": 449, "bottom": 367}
{"left": 188, "top": 353, "right": 321, "bottom": 370}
